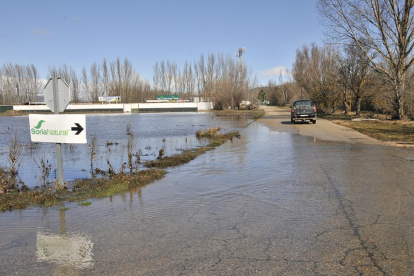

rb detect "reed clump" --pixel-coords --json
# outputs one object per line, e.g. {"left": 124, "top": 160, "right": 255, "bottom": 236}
{"left": 145, "top": 128, "right": 239, "bottom": 169}
{"left": 195, "top": 127, "right": 226, "bottom": 138}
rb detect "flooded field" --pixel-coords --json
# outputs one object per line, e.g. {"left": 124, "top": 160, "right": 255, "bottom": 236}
{"left": 0, "top": 112, "right": 252, "bottom": 187}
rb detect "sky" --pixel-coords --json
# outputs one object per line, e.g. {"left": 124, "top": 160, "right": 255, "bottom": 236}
{"left": 0, "top": 0, "right": 324, "bottom": 86}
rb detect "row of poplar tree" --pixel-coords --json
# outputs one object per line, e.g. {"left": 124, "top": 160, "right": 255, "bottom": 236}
{"left": 0, "top": 53, "right": 258, "bottom": 110}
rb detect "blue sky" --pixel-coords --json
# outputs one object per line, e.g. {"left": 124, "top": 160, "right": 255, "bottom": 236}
{"left": 0, "top": 0, "right": 323, "bottom": 86}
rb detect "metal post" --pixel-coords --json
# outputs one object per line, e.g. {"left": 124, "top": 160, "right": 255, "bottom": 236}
{"left": 53, "top": 77, "right": 64, "bottom": 186}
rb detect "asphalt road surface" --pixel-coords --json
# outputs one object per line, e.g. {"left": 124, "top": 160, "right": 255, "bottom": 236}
{"left": 1, "top": 106, "right": 414, "bottom": 275}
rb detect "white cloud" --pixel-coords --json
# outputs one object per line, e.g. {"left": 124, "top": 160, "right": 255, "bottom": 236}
{"left": 260, "top": 66, "right": 290, "bottom": 78}
{"left": 32, "top": 28, "right": 51, "bottom": 36}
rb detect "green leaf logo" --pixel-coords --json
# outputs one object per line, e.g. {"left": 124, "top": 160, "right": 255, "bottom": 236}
{"left": 34, "top": 120, "right": 46, "bottom": 129}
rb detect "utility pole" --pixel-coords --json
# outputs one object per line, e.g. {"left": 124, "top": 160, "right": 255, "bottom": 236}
{"left": 234, "top": 47, "right": 246, "bottom": 109}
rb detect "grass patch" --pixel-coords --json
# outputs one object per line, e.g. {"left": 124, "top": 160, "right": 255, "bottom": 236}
{"left": 78, "top": 201, "right": 91, "bottom": 206}
{"left": 0, "top": 169, "right": 166, "bottom": 211}
{"left": 212, "top": 109, "right": 264, "bottom": 120}
{"left": 0, "top": 110, "right": 24, "bottom": 117}
{"left": 67, "top": 169, "right": 167, "bottom": 201}
{"left": 319, "top": 113, "right": 354, "bottom": 121}
{"left": 0, "top": 189, "right": 60, "bottom": 211}
{"left": 334, "top": 120, "right": 414, "bottom": 143}
{"left": 60, "top": 206, "right": 69, "bottom": 211}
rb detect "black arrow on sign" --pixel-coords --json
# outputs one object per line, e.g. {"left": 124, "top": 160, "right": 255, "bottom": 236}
{"left": 71, "top": 123, "right": 84, "bottom": 135}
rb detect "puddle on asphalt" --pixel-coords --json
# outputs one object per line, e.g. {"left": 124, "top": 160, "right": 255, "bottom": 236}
{"left": 36, "top": 231, "right": 94, "bottom": 269}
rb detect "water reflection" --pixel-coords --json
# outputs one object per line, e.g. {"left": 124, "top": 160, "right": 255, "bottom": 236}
{"left": 36, "top": 204, "right": 94, "bottom": 270}
{"left": 36, "top": 231, "right": 94, "bottom": 269}
{"left": 0, "top": 113, "right": 251, "bottom": 187}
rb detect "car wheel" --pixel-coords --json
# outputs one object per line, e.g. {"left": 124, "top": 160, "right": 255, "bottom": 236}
{"left": 312, "top": 120, "right": 316, "bottom": 124}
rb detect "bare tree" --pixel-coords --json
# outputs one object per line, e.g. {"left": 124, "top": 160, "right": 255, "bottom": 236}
{"left": 206, "top": 54, "right": 216, "bottom": 101}
{"left": 339, "top": 42, "right": 373, "bottom": 116}
{"left": 193, "top": 61, "right": 200, "bottom": 100}
{"left": 0, "top": 63, "right": 40, "bottom": 104}
{"left": 166, "top": 61, "right": 174, "bottom": 93}
{"left": 70, "top": 69, "right": 81, "bottom": 103}
{"left": 170, "top": 62, "right": 178, "bottom": 93}
{"left": 153, "top": 62, "right": 160, "bottom": 92}
{"left": 27, "top": 64, "right": 40, "bottom": 102}
{"left": 81, "top": 66, "right": 90, "bottom": 102}
{"left": 122, "top": 58, "right": 133, "bottom": 101}
{"left": 177, "top": 69, "right": 184, "bottom": 94}
{"left": 278, "top": 71, "right": 290, "bottom": 105}
{"left": 318, "top": 0, "right": 414, "bottom": 119}
{"left": 0, "top": 68, "right": 4, "bottom": 103}
{"left": 197, "top": 54, "right": 206, "bottom": 100}
{"left": 102, "top": 58, "right": 109, "bottom": 96}
{"left": 160, "top": 61, "right": 167, "bottom": 93}
{"left": 109, "top": 60, "right": 117, "bottom": 97}
{"left": 183, "top": 61, "right": 190, "bottom": 98}
{"left": 48, "top": 65, "right": 58, "bottom": 78}
{"left": 59, "top": 64, "right": 71, "bottom": 84}
{"left": 116, "top": 58, "right": 122, "bottom": 99}
{"left": 187, "top": 62, "right": 195, "bottom": 100}
{"left": 90, "top": 62, "right": 101, "bottom": 102}
{"left": 293, "top": 44, "right": 341, "bottom": 113}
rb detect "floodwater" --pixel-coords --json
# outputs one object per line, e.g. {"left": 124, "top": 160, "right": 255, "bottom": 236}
{"left": 0, "top": 112, "right": 251, "bottom": 187}
{"left": 2, "top": 117, "right": 414, "bottom": 274}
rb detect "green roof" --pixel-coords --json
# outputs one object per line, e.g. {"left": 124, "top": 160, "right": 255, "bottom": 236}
{"left": 157, "top": 95, "right": 179, "bottom": 100}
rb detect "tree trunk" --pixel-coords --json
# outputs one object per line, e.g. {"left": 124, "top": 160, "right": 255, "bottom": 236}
{"left": 355, "top": 96, "right": 361, "bottom": 117}
{"left": 392, "top": 77, "right": 404, "bottom": 119}
{"left": 344, "top": 101, "right": 349, "bottom": 115}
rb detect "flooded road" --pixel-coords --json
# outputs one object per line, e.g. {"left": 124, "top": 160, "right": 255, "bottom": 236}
{"left": 1, "top": 107, "right": 414, "bottom": 275}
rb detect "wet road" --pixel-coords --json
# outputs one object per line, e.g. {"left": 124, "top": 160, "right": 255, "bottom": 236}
{"left": 1, "top": 107, "right": 414, "bottom": 275}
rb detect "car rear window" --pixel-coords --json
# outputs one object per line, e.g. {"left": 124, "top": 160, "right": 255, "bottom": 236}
{"left": 294, "top": 101, "right": 313, "bottom": 106}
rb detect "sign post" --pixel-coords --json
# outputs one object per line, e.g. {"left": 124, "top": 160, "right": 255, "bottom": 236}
{"left": 42, "top": 77, "right": 72, "bottom": 185}
{"left": 54, "top": 78, "right": 64, "bottom": 185}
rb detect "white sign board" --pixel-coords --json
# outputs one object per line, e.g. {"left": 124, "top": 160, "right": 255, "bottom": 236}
{"left": 29, "top": 114, "right": 86, "bottom": 144}
{"left": 43, "top": 78, "right": 70, "bottom": 113}
{"left": 98, "top": 96, "right": 120, "bottom": 102}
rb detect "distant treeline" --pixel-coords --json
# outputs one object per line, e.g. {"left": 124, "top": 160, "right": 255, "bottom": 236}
{"left": 262, "top": 42, "right": 414, "bottom": 119}
{"left": 0, "top": 53, "right": 258, "bottom": 110}
{"left": 292, "top": 43, "right": 414, "bottom": 118}
{"left": 264, "top": 0, "right": 414, "bottom": 120}
{"left": 0, "top": 64, "right": 40, "bottom": 105}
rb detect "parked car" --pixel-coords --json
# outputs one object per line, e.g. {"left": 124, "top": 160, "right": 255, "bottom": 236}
{"left": 290, "top": 100, "right": 316, "bottom": 124}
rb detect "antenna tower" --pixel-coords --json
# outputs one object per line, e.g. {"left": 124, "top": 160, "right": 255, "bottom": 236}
{"left": 235, "top": 47, "right": 246, "bottom": 72}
